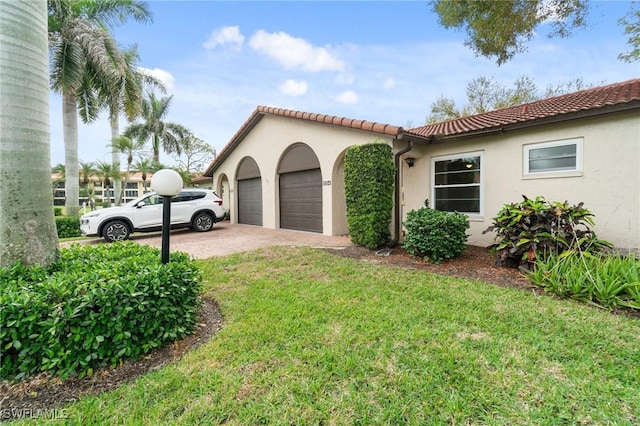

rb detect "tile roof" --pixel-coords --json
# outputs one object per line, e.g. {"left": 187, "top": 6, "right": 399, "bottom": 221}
{"left": 205, "top": 105, "right": 419, "bottom": 176}
{"left": 408, "top": 78, "right": 640, "bottom": 139}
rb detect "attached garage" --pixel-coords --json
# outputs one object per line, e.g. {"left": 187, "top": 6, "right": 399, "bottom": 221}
{"left": 236, "top": 157, "right": 262, "bottom": 226}
{"left": 278, "top": 144, "right": 322, "bottom": 233}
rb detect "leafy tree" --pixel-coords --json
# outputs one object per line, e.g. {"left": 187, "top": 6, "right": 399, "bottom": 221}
{"left": 0, "top": 0, "right": 59, "bottom": 267}
{"left": 618, "top": 2, "right": 640, "bottom": 63}
{"left": 426, "top": 75, "right": 591, "bottom": 123}
{"left": 431, "top": 0, "right": 640, "bottom": 65}
{"left": 48, "top": 0, "right": 151, "bottom": 216}
{"left": 170, "top": 134, "right": 216, "bottom": 173}
{"left": 124, "top": 92, "right": 189, "bottom": 163}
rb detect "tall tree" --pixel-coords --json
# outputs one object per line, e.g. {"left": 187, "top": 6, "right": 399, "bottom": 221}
{"left": 0, "top": 0, "right": 59, "bottom": 267}
{"left": 124, "top": 92, "right": 189, "bottom": 163}
{"left": 48, "top": 0, "right": 151, "bottom": 216}
{"left": 426, "top": 76, "right": 591, "bottom": 124}
{"left": 431, "top": 1, "right": 640, "bottom": 65}
{"left": 170, "top": 134, "right": 216, "bottom": 173}
{"left": 91, "top": 45, "right": 162, "bottom": 205}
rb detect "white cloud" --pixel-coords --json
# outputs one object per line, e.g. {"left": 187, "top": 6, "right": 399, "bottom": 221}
{"left": 279, "top": 79, "right": 308, "bottom": 96}
{"left": 137, "top": 67, "right": 175, "bottom": 91}
{"left": 383, "top": 77, "right": 396, "bottom": 89}
{"left": 249, "top": 30, "right": 344, "bottom": 72}
{"left": 336, "top": 90, "right": 358, "bottom": 104}
{"left": 203, "top": 26, "right": 245, "bottom": 51}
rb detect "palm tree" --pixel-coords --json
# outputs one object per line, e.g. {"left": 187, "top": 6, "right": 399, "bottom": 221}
{"left": 48, "top": 0, "right": 152, "bottom": 216}
{"left": 95, "top": 160, "right": 118, "bottom": 207}
{"left": 93, "top": 45, "right": 164, "bottom": 206}
{"left": 79, "top": 160, "right": 96, "bottom": 187}
{"left": 0, "top": 0, "right": 59, "bottom": 267}
{"left": 124, "top": 92, "right": 189, "bottom": 163}
{"left": 111, "top": 136, "right": 147, "bottom": 203}
{"left": 134, "top": 158, "right": 153, "bottom": 193}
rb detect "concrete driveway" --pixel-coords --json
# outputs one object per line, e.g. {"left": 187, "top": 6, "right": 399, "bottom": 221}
{"left": 68, "top": 222, "right": 354, "bottom": 259}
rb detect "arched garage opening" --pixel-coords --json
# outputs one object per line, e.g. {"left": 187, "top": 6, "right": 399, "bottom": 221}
{"left": 278, "top": 143, "right": 322, "bottom": 233}
{"left": 236, "top": 157, "right": 262, "bottom": 226}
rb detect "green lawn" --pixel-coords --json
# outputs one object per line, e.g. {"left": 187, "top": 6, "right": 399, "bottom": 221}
{"left": 22, "top": 247, "right": 640, "bottom": 425}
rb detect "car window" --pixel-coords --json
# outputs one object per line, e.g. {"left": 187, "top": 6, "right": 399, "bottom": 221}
{"left": 191, "top": 192, "right": 206, "bottom": 200}
{"left": 143, "top": 194, "right": 163, "bottom": 205}
{"left": 172, "top": 194, "right": 189, "bottom": 203}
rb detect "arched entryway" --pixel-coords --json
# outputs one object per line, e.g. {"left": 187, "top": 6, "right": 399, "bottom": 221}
{"left": 236, "top": 157, "right": 262, "bottom": 226}
{"left": 278, "top": 143, "right": 322, "bottom": 233}
{"left": 216, "top": 173, "right": 231, "bottom": 215}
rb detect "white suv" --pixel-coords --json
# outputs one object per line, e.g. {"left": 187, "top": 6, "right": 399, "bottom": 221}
{"left": 80, "top": 189, "right": 226, "bottom": 242}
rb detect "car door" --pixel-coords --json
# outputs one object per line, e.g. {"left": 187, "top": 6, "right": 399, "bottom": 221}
{"left": 132, "top": 193, "right": 164, "bottom": 229}
{"left": 170, "top": 192, "right": 197, "bottom": 224}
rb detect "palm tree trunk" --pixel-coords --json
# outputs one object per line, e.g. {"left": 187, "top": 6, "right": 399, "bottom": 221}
{"left": 111, "top": 115, "right": 123, "bottom": 205}
{"left": 0, "top": 0, "right": 59, "bottom": 267}
{"left": 153, "top": 135, "right": 160, "bottom": 163}
{"left": 63, "top": 93, "right": 80, "bottom": 217}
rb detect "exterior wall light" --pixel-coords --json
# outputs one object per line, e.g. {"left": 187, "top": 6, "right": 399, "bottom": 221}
{"left": 151, "top": 169, "right": 183, "bottom": 264}
{"left": 405, "top": 157, "right": 416, "bottom": 168}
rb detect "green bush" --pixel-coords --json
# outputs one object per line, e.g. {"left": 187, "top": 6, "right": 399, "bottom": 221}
{"left": 54, "top": 207, "right": 63, "bottom": 216}
{"left": 483, "top": 195, "right": 611, "bottom": 268}
{"left": 344, "top": 143, "right": 395, "bottom": 249}
{"left": 55, "top": 216, "right": 81, "bottom": 238}
{"left": 528, "top": 251, "right": 640, "bottom": 311}
{"left": 403, "top": 201, "right": 469, "bottom": 264}
{"left": 0, "top": 242, "right": 202, "bottom": 380}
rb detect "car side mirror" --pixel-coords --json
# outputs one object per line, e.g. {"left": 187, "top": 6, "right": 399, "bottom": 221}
{"left": 136, "top": 201, "right": 146, "bottom": 208}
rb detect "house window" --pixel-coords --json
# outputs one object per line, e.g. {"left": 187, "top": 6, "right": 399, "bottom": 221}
{"left": 524, "top": 138, "right": 582, "bottom": 174}
{"left": 432, "top": 152, "right": 483, "bottom": 215}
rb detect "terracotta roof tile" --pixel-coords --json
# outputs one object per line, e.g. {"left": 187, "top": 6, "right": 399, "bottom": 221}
{"left": 204, "top": 106, "right": 406, "bottom": 176}
{"left": 408, "top": 78, "right": 640, "bottom": 139}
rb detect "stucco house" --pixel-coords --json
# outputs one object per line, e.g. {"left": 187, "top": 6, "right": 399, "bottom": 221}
{"left": 204, "top": 78, "right": 640, "bottom": 250}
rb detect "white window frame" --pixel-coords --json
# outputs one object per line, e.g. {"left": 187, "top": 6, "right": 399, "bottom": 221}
{"left": 524, "top": 138, "right": 583, "bottom": 176}
{"left": 431, "top": 151, "right": 484, "bottom": 217}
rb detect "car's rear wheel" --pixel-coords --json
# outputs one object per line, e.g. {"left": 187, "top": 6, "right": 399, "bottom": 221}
{"left": 193, "top": 212, "right": 214, "bottom": 232}
{"left": 102, "top": 220, "right": 131, "bottom": 242}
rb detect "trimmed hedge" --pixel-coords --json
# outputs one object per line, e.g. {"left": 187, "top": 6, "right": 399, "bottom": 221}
{"left": 344, "top": 143, "right": 395, "bottom": 249}
{"left": 403, "top": 201, "right": 469, "bottom": 263}
{"left": 55, "top": 216, "right": 81, "bottom": 239}
{"left": 1, "top": 242, "right": 202, "bottom": 380}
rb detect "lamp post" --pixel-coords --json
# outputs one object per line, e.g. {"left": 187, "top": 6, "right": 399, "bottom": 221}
{"left": 151, "top": 169, "right": 183, "bottom": 264}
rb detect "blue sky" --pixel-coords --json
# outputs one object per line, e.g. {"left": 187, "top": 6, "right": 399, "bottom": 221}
{"left": 49, "top": 1, "right": 640, "bottom": 168}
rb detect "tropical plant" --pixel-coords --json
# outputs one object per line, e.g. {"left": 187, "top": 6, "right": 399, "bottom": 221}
{"left": 124, "top": 92, "right": 189, "bottom": 163}
{"left": 0, "top": 0, "right": 60, "bottom": 267}
{"left": 95, "top": 160, "right": 119, "bottom": 207}
{"left": 79, "top": 160, "right": 96, "bottom": 187}
{"left": 111, "top": 136, "right": 148, "bottom": 203}
{"left": 483, "top": 195, "right": 612, "bottom": 269}
{"left": 48, "top": 0, "right": 152, "bottom": 216}
{"left": 134, "top": 158, "right": 153, "bottom": 192}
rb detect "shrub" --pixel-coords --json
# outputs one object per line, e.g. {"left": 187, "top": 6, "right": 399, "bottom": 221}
{"left": 55, "top": 216, "right": 81, "bottom": 238}
{"left": 54, "top": 207, "right": 63, "bottom": 216}
{"left": 528, "top": 251, "right": 640, "bottom": 311}
{"left": 344, "top": 143, "right": 395, "bottom": 249}
{"left": 403, "top": 201, "right": 469, "bottom": 264}
{"left": 483, "top": 195, "right": 611, "bottom": 268}
{"left": 0, "top": 242, "right": 202, "bottom": 380}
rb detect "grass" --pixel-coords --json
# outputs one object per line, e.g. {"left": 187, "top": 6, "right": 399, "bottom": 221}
{"left": 18, "top": 246, "right": 640, "bottom": 425}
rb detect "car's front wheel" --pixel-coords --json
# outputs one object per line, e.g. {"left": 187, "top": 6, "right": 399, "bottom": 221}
{"left": 193, "top": 212, "right": 214, "bottom": 232}
{"left": 102, "top": 220, "right": 131, "bottom": 242}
